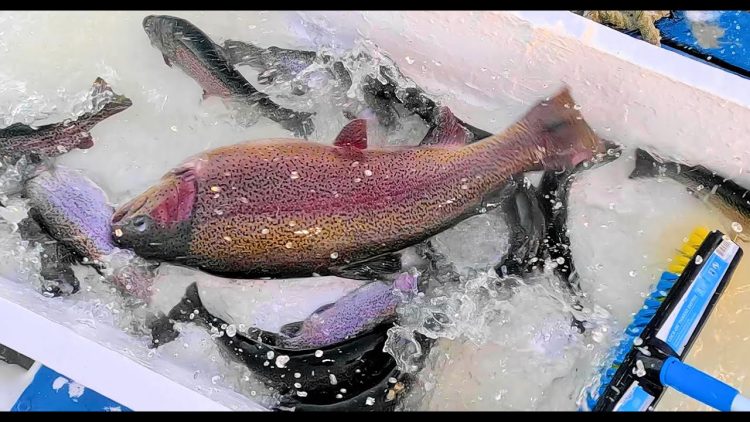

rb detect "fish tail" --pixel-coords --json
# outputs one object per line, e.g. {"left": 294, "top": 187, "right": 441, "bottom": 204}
{"left": 484, "top": 87, "right": 606, "bottom": 171}
{"left": 94, "top": 77, "right": 132, "bottom": 106}
{"left": 628, "top": 148, "right": 664, "bottom": 179}
{"left": 83, "top": 78, "right": 133, "bottom": 127}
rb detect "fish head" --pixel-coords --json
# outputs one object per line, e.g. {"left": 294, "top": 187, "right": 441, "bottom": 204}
{"left": 142, "top": 15, "right": 188, "bottom": 64}
{"left": 111, "top": 163, "right": 197, "bottom": 259}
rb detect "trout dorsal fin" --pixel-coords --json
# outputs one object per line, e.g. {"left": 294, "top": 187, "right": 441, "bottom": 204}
{"left": 419, "top": 106, "right": 472, "bottom": 147}
{"left": 334, "top": 119, "right": 368, "bottom": 149}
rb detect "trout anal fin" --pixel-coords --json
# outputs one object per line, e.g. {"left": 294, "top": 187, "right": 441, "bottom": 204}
{"left": 329, "top": 252, "right": 403, "bottom": 280}
{"left": 334, "top": 119, "right": 368, "bottom": 149}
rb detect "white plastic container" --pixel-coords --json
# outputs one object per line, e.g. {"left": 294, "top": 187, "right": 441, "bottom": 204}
{"left": 1, "top": 11, "right": 749, "bottom": 411}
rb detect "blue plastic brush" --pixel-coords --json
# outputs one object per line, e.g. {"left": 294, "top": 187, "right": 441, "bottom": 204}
{"left": 581, "top": 227, "right": 750, "bottom": 411}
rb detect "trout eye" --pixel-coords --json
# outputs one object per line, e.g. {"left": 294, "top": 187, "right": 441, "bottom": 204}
{"left": 132, "top": 215, "right": 149, "bottom": 232}
{"left": 543, "top": 119, "right": 567, "bottom": 134}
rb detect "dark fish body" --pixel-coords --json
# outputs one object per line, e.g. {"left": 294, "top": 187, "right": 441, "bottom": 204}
{"left": 496, "top": 141, "right": 621, "bottom": 284}
{"left": 0, "top": 78, "right": 131, "bottom": 163}
{"left": 222, "top": 40, "right": 318, "bottom": 87}
{"left": 142, "top": 15, "right": 314, "bottom": 138}
{"left": 112, "top": 88, "right": 605, "bottom": 279}
{"left": 630, "top": 148, "right": 750, "bottom": 236}
{"left": 362, "top": 67, "right": 493, "bottom": 142}
{"left": 17, "top": 215, "right": 80, "bottom": 297}
{"left": 496, "top": 175, "right": 547, "bottom": 278}
{"left": 222, "top": 38, "right": 492, "bottom": 141}
{"left": 537, "top": 168, "right": 578, "bottom": 282}
{"left": 155, "top": 282, "right": 412, "bottom": 411}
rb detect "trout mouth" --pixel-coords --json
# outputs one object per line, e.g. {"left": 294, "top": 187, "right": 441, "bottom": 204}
{"left": 112, "top": 195, "right": 147, "bottom": 227}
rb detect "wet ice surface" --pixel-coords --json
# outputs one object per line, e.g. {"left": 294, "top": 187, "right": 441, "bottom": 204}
{"left": 152, "top": 265, "right": 366, "bottom": 333}
{"left": 389, "top": 149, "right": 744, "bottom": 411}
{"left": 0, "top": 11, "right": 748, "bottom": 411}
{"left": 394, "top": 274, "right": 610, "bottom": 411}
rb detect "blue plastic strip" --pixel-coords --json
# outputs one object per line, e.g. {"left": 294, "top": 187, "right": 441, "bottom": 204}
{"left": 656, "top": 11, "right": 750, "bottom": 78}
{"left": 660, "top": 356, "right": 739, "bottom": 411}
{"left": 615, "top": 384, "right": 654, "bottom": 412}
{"left": 659, "top": 244, "right": 732, "bottom": 354}
{"left": 11, "top": 366, "right": 131, "bottom": 412}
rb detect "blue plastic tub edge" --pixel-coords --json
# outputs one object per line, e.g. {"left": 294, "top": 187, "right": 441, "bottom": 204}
{"left": 11, "top": 365, "right": 131, "bottom": 412}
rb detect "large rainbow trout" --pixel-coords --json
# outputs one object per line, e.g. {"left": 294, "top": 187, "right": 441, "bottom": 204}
{"left": 111, "top": 88, "right": 605, "bottom": 278}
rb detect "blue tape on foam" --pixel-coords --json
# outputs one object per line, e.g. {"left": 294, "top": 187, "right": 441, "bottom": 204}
{"left": 11, "top": 366, "right": 131, "bottom": 412}
{"left": 656, "top": 11, "right": 750, "bottom": 77}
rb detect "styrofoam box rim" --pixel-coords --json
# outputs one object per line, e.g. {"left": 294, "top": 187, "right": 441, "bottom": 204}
{"left": 1, "top": 11, "right": 748, "bottom": 411}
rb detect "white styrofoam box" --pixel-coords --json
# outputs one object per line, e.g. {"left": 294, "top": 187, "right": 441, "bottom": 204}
{"left": 0, "top": 11, "right": 749, "bottom": 411}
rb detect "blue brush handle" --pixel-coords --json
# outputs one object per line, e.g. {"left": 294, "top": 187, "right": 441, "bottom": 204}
{"left": 660, "top": 356, "right": 750, "bottom": 411}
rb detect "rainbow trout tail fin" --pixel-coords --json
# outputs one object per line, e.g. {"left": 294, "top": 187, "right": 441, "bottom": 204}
{"left": 516, "top": 87, "right": 606, "bottom": 171}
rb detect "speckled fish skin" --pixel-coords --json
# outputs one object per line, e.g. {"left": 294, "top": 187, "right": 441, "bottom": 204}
{"left": 111, "top": 88, "right": 605, "bottom": 278}
{"left": 24, "top": 166, "right": 116, "bottom": 262}
{"left": 23, "top": 165, "right": 156, "bottom": 300}
{"left": 0, "top": 78, "right": 132, "bottom": 163}
{"left": 142, "top": 15, "right": 314, "bottom": 138}
{"left": 277, "top": 272, "right": 417, "bottom": 349}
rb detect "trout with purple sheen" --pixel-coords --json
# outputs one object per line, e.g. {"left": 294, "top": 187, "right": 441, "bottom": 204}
{"left": 111, "top": 88, "right": 606, "bottom": 279}
{"left": 25, "top": 166, "right": 116, "bottom": 260}
{"left": 24, "top": 166, "right": 155, "bottom": 301}
{"left": 278, "top": 272, "right": 418, "bottom": 349}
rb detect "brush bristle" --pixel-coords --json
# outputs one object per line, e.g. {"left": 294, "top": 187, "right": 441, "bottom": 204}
{"left": 583, "top": 226, "right": 711, "bottom": 410}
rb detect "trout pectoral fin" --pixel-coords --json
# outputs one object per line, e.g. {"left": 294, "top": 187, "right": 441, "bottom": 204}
{"left": 147, "top": 312, "right": 180, "bottom": 349}
{"left": 279, "top": 321, "right": 303, "bottom": 337}
{"left": 329, "top": 252, "right": 403, "bottom": 280}
{"left": 78, "top": 133, "right": 94, "bottom": 149}
{"left": 162, "top": 54, "right": 172, "bottom": 67}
